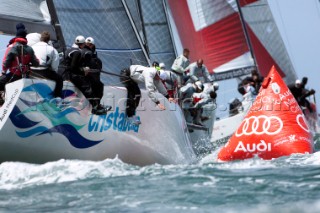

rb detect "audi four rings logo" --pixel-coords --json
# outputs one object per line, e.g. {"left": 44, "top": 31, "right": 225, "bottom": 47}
{"left": 235, "top": 115, "right": 283, "bottom": 136}
{"left": 296, "top": 114, "right": 310, "bottom": 132}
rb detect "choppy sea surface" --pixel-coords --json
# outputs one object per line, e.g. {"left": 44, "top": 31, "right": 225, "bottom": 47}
{"left": 1, "top": 146, "right": 320, "bottom": 213}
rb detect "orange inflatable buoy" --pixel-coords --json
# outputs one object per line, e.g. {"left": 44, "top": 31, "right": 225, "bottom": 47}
{"left": 218, "top": 66, "right": 314, "bottom": 161}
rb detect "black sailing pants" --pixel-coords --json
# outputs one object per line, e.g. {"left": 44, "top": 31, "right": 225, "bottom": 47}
{"left": 31, "top": 69, "right": 63, "bottom": 98}
{"left": 70, "top": 73, "right": 104, "bottom": 107}
{"left": 0, "top": 73, "right": 22, "bottom": 91}
{"left": 120, "top": 69, "right": 141, "bottom": 117}
{"left": 125, "top": 81, "right": 141, "bottom": 117}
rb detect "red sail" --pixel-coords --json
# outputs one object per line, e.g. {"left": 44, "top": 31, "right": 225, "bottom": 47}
{"left": 238, "top": 0, "right": 258, "bottom": 7}
{"left": 167, "top": 0, "right": 253, "bottom": 78}
{"left": 167, "top": 0, "right": 293, "bottom": 81}
{"left": 218, "top": 66, "right": 314, "bottom": 161}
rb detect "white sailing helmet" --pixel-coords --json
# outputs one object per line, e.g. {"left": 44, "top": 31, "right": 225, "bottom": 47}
{"left": 85, "top": 37, "right": 95, "bottom": 44}
{"left": 213, "top": 82, "right": 219, "bottom": 91}
{"left": 159, "top": 62, "right": 165, "bottom": 69}
{"left": 194, "top": 81, "right": 203, "bottom": 91}
{"left": 75, "top": 35, "right": 85, "bottom": 44}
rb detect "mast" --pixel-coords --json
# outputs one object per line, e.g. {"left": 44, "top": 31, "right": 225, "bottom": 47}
{"left": 46, "top": 0, "right": 66, "bottom": 50}
{"left": 136, "top": 0, "right": 149, "bottom": 55}
{"left": 162, "top": 0, "right": 177, "bottom": 57}
{"left": 121, "top": 0, "right": 151, "bottom": 66}
{"left": 235, "top": 0, "right": 258, "bottom": 71}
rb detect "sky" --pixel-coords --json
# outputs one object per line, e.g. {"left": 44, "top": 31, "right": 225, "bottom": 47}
{"left": 0, "top": 0, "right": 319, "bottom": 114}
{"left": 268, "top": 0, "right": 320, "bottom": 111}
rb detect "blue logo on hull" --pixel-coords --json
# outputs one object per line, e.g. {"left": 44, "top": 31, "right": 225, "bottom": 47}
{"left": 88, "top": 107, "right": 140, "bottom": 133}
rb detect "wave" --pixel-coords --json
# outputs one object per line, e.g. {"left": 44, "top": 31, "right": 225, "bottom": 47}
{"left": 1, "top": 151, "right": 320, "bottom": 191}
{"left": 0, "top": 158, "right": 136, "bottom": 190}
{"left": 201, "top": 147, "right": 320, "bottom": 169}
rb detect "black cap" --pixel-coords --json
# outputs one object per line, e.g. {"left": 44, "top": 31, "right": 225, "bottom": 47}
{"left": 16, "top": 23, "right": 27, "bottom": 38}
{"left": 16, "top": 29, "right": 27, "bottom": 38}
{"left": 302, "top": 77, "right": 308, "bottom": 84}
{"left": 16, "top": 23, "right": 25, "bottom": 30}
{"left": 152, "top": 61, "right": 159, "bottom": 67}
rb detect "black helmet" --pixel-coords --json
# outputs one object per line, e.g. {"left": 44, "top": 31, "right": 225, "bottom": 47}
{"left": 152, "top": 61, "right": 159, "bottom": 67}
{"left": 120, "top": 68, "right": 130, "bottom": 82}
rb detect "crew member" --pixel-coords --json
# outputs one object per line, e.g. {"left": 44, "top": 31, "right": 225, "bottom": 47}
{"left": 188, "top": 59, "right": 213, "bottom": 84}
{"left": 179, "top": 81, "right": 204, "bottom": 125}
{"left": 288, "top": 79, "right": 304, "bottom": 102}
{"left": 251, "top": 70, "right": 263, "bottom": 93}
{"left": 192, "top": 82, "right": 218, "bottom": 125}
{"left": 289, "top": 79, "right": 316, "bottom": 113}
{"left": 238, "top": 69, "right": 262, "bottom": 95}
{"left": 84, "top": 36, "right": 109, "bottom": 114}
{"left": 171, "top": 48, "right": 190, "bottom": 88}
{"left": 159, "top": 62, "right": 178, "bottom": 98}
{"left": 0, "top": 23, "right": 39, "bottom": 104}
{"left": 30, "top": 31, "right": 63, "bottom": 98}
{"left": 120, "top": 65, "right": 172, "bottom": 125}
{"left": 64, "top": 35, "right": 109, "bottom": 115}
{"left": 59, "top": 35, "right": 86, "bottom": 80}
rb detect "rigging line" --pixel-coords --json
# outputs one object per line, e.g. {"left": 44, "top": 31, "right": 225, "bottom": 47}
{"left": 68, "top": 1, "right": 141, "bottom": 66}
{"left": 162, "top": 0, "right": 178, "bottom": 57}
{"left": 107, "top": 1, "right": 141, "bottom": 65}
{"left": 316, "top": 0, "right": 320, "bottom": 19}
{"left": 122, "top": 0, "right": 151, "bottom": 66}
{"left": 88, "top": 69, "right": 132, "bottom": 85}
{"left": 134, "top": 0, "right": 144, "bottom": 41}
{"left": 136, "top": 0, "right": 149, "bottom": 54}
{"left": 100, "top": 2, "right": 144, "bottom": 66}
{"left": 100, "top": 70, "right": 130, "bottom": 79}
{"left": 97, "top": 48, "right": 143, "bottom": 52}
{"left": 235, "top": 0, "right": 258, "bottom": 70}
{"left": 97, "top": 52, "right": 147, "bottom": 63}
{"left": 274, "top": 0, "right": 297, "bottom": 75}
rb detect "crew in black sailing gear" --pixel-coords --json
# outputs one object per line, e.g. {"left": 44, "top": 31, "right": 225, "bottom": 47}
{"left": 63, "top": 35, "right": 110, "bottom": 115}
{"left": 85, "top": 37, "right": 111, "bottom": 114}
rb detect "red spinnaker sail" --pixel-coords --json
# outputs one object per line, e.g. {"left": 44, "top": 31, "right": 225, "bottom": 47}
{"left": 238, "top": 0, "right": 258, "bottom": 7}
{"left": 167, "top": 0, "right": 289, "bottom": 81}
{"left": 168, "top": 0, "right": 252, "bottom": 78}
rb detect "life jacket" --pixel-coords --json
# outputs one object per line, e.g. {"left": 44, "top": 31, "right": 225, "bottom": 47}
{"left": 2, "top": 38, "right": 36, "bottom": 76}
{"left": 58, "top": 46, "right": 90, "bottom": 79}
{"left": 192, "top": 93, "right": 202, "bottom": 104}
{"left": 59, "top": 47, "right": 80, "bottom": 67}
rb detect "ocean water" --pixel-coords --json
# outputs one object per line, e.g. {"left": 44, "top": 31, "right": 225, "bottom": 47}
{"left": 1, "top": 148, "right": 320, "bottom": 213}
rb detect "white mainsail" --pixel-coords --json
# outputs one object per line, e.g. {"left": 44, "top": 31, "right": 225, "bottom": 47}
{"left": 239, "top": 0, "right": 297, "bottom": 83}
{"left": 0, "top": 0, "right": 55, "bottom": 39}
